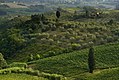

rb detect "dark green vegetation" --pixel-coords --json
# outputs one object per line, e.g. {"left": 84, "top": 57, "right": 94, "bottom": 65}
{"left": 28, "top": 43, "right": 119, "bottom": 79}
{"left": 56, "top": 11, "right": 61, "bottom": 19}
{"left": 0, "top": 53, "right": 7, "bottom": 69}
{"left": 1, "top": 7, "right": 119, "bottom": 62}
{"left": 0, "top": 7, "right": 119, "bottom": 80}
{"left": 0, "top": 73, "right": 48, "bottom": 80}
{"left": 0, "top": 67, "right": 66, "bottom": 80}
{"left": 88, "top": 47, "right": 95, "bottom": 73}
{"left": 75, "top": 67, "right": 119, "bottom": 80}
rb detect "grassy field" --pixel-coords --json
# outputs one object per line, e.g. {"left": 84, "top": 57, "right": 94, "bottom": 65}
{"left": 75, "top": 67, "right": 119, "bottom": 80}
{"left": 0, "top": 73, "right": 48, "bottom": 80}
{"left": 28, "top": 42, "right": 119, "bottom": 79}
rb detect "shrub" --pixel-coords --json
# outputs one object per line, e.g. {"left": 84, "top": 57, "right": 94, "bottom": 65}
{"left": 108, "top": 19, "right": 114, "bottom": 25}
{"left": 0, "top": 67, "right": 24, "bottom": 74}
{"left": 41, "top": 72, "right": 64, "bottom": 80}
{"left": 24, "top": 69, "right": 40, "bottom": 76}
{"left": 38, "top": 33, "right": 49, "bottom": 39}
{"left": 62, "top": 48, "right": 73, "bottom": 53}
{"left": 35, "top": 54, "right": 41, "bottom": 60}
{"left": 48, "top": 51, "right": 56, "bottom": 57}
{"left": 107, "top": 36, "right": 113, "bottom": 42}
{"left": 81, "top": 43, "right": 89, "bottom": 49}
{"left": 9, "top": 62, "right": 27, "bottom": 68}
{"left": 28, "top": 54, "right": 34, "bottom": 62}
{"left": 71, "top": 43, "right": 81, "bottom": 50}
{"left": 0, "top": 67, "right": 40, "bottom": 76}
{"left": 0, "top": 69, "right": 11, "bottom": 74}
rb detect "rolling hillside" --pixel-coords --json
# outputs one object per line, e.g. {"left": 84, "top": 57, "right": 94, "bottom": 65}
{"left": 28, "top": 42, "right": 119, "bottom": 79}
{"left": 1, "top": 7, "right": 119, "bottom": 62}
{"left": 2, "top": 3, "right": 28, "bottom": 8}
{"left": 0, "top": 73, "right": 48, "bottom": 80}
{"left": 0, "top": 7, "right": 119, "bottom": 80}
{"left": 75, "top": 67, "right": 119, "bottom": 80}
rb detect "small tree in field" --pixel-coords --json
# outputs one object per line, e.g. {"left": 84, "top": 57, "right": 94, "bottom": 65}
{"left": 88, "top": 47, "right": 95, "bottom": 73}
{"left": 0, "top": 53, "right": 7, "bottom": 69}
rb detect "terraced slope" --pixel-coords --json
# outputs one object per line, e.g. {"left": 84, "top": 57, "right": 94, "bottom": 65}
{"left": 0, "top": 73, "right": 48, "bottom": 80}
{"left": 28, "top": 42, "right": 119, "bottom": 79}
{"left": 75, "top": 67, "right": 119, "bottom": 80}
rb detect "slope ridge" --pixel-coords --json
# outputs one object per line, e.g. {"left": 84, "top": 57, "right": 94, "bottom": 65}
{"left": 28, "top": 42, "right": 119, "bottom": 79}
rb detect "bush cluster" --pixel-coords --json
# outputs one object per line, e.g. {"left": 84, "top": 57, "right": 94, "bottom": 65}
{"left": 0, "top": 53, "right": 7, "bottom": 69}
{"left": 0, "top": 67, "right": 66, "bottom": 80}
{"left": 9, "top": 62, "right": 27, "bottom": 68}
{"left": 28, "top": 54, "right": 41, "bottom": 62}
{"left": 41, "top": 72, "right": 66, "bottom": 80}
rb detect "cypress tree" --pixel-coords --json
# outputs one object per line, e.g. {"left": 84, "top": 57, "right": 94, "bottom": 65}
{"left": 56, "top": 10, "right": 60, "bottom": 18}
{"left": 88, "top": 47, "right": 95, "bottom": 73}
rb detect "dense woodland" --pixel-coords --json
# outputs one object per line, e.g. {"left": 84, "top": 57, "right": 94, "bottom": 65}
{"left": 1, "top": 7, "right": 119, "bottom": 61}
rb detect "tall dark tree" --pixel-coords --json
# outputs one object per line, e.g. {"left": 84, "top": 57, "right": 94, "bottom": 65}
{"left": 88, "top": 47, "right": 95, "bottom": 73}
{"left": 56, "top": 10, "right": 60, "bottom": 18}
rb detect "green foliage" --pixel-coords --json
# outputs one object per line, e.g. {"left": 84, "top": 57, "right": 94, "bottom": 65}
{"left": 0, "top": 67, "right": 24, "bottom": 74}
{"left": 108, "top": 19, "right": 114, "bottom": 25}
{"left": 28, "top": 43, "right": 119, "bottom": 79}
{"left": 0, "top": 28, "right": 26, "bottom": 58}
{"left": 9, "top": 62, "right": 27, "bottom": 68}
{"left": 41, "top": 72, "right": 66, "bottom": 80}
{"left": 88, "top": 47, "right": 95, "bottom": 73}
{"left": 56, "top": 11, "right": 61, "bottom": 18}
{"left": 71, "top": 43, "right": 81, "bottom": 50}
{"left": 76, "top": 67, "right": 119, "bottom": 80}
{"left": 83, "top": 6, "right": 90, "bottom": 17}
{"left": 31, "top": 14, "right": 47, "bottom": 23}
{"left": 0, "top": 53, "right": 7, "bottom": 69}
{"left": 0, "top": 73, "right": 48, "bottom": 80}
{"left": 0, "top": 7, "right": 119, "bottom": 80}
{"left": 0, "top": 67, "right": 39, "bottom": 76}
{"left": 83, "top": 6, "right": 103, "bottom": 18}
{"left": 1, "top": 7, "right": 119, "bottom": 63}
{"left": 91, "top": 68, "right": 119, "bottom": 80}
{"left": 35, "top": 54, "right": 41, "bottom": 60}
{"left": 28, "top": 54, "right": 34, "bottom": 62}
{"left": 27, "top": 54, "right": 42, "bottom": 62}
{"left": 0, "top": 67, "right": 65, "bottom": 80}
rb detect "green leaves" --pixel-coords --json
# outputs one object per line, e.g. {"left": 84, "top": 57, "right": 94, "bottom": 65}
{"left": 88, "top": 47, "right": 95, "bottom": 73}
{"left": 0, "top": 28, "right": 26, "bottom": 58}
{"left": 0, "top": 53, "right": 7, "bottom": 69}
